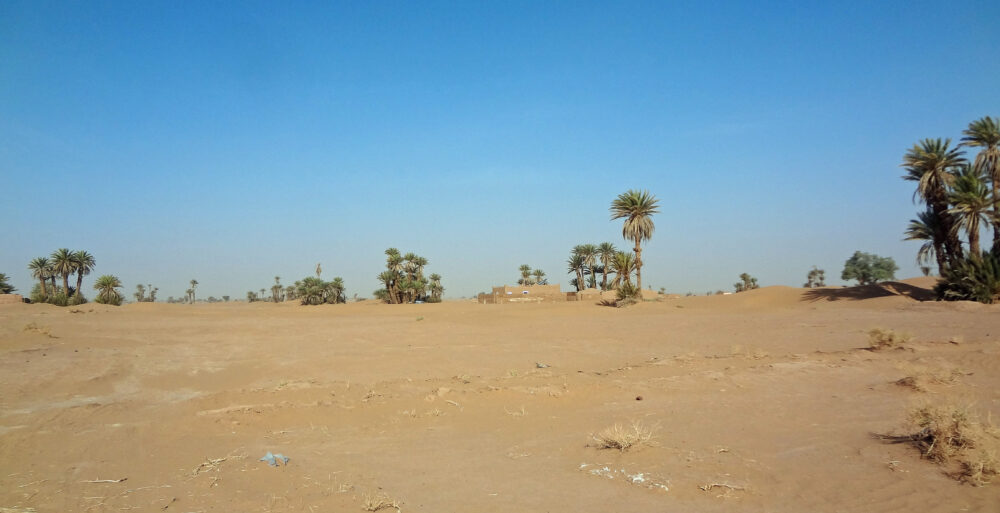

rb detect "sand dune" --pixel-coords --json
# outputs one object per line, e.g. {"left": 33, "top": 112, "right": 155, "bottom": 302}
{"left": 1, "top": 285, "right": 998, "bottom": 512}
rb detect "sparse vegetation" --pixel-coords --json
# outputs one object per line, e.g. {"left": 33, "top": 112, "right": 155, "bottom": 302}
{"left": 362, "top": 493, "right": 400, "bottom": 512}
{"left": 867, "top": 328, "right": 911, "bottom": 350}
{"left": 592, "top": 421, "right": 656, "bottom": 451}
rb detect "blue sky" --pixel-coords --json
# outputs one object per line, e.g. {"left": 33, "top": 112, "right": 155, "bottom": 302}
{"left": 2, "top": 1, "right": 998, "bottom": 299}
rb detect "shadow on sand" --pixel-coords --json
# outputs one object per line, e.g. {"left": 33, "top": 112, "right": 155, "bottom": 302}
{"left": 801, "top": 282, "right": 936, "bottom": 302}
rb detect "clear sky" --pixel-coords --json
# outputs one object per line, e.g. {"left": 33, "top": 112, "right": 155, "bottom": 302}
{"left": 2, "top": 1, "right": 998, "bottom": 300}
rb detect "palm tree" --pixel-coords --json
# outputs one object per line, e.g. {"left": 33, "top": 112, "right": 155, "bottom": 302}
{"left": 902, "top": 139, "right": 966, "bottom": 265}
{"left": 93, "top": 275, "right": 123, "bottom": 305}
{"left": 597, "top": 242, "right": 616, "bottom": 290}
{"left": 567, "top": 253, "right": 586, "bottom": 292}
{"left": 519, "top": 264, "right": 533, "bottom": 286}
{"left": 429, "top": 273, "right": 444, "bottom": 300}
{"left": 378, "top": 270, "right": 399, "bottom": 304}
{"left": 576, "top": 244, "right": 597, "bottom": 289}
{"left": 327, "top": 277, "right": 346, "bottom": 304}
{"left": 532, "top": 269, "right": 546, "bottom": 285}
{"left": 610, "top": 251, "right": 636, "bottom": 288}
{"left": 190, "top": 279, "right": 198, "bottom": 302}
{"left": 905, "top": 208, "right": 945, "bottom": 272}
{"left": 134, "top": 284, "right": 146, "bottom": 302}
{"left": 71, "top": 250, "right": 95, "bottom": 297}
{"left": 0, "top": 273, "right": 14, "bottom": 294}
{"left": 28, "top": 257, "right": 50, "bottom": 297}
{"left": 609, "top": 190, "right": 660, "bottom": 292}
{"left": 272, "top": 276, "right": 282, "bottom": 302}
{"left": 948, "top": 166, "right": 996, "bottom": 256}
{"left": 50, "top": 248, "right": 75, "bottom": 294}
{"left": 961, "top": 116, "right": 1000, "bottom": 250}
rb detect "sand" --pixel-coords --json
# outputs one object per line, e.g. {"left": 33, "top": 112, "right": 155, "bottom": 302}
{"left": 1, "top": 282, "right": 999, "bottom": 512}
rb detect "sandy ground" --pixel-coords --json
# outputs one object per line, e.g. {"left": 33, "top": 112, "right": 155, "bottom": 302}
{"left": 2, "top": 278, "right": 999, "bottom": 512}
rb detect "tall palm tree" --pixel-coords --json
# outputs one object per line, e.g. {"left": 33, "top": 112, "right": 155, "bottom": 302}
{"left": 71, "top": 250, "right": 95, "bottom": 297}
{"left": 609, "top": 190, "right": 660, "bottom": 292}
{"left": 50, "top": 248, "right": 75, "bottom": 295}
{"left": 429, "top": 273, "right": 443, "bottom": 300}
{"left": 902, "top": 139, "right": 966, "bottom": 266}
{"left": 190, "top": 279, "right": 199, "bottom": 302}
{"left": 961, "top": 116, "right": 1000, "bottom": 250}
{"left": 93, "top": 275, "right": 123, "bottom": 305}
{"left": 597, "top": 242, "right": 616, "bottom": 290}
{"left": 519, "top": 264, "right": 533, "bottom": 286}
{"left": 576, "top": 244, "right": 597, "bottom": 289}
{"left": 610, "top": 251, "right": 636, "bottom": 288}
{"left": 28, "top": 257, "right": 50, "bottom": 296}
{"left": 948, "top": 166, "right": 996, "bottom": 256}
{"left": 567, "top": 253, "right": 586, "bottom": 292}
{"left": 905, "top": 208, "right": 945, "bottom": 272}
{"left": 532, "top": 268, "right": 546, "bottom": 285}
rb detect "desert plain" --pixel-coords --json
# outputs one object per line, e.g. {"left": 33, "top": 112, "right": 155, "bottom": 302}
{"left": 1, "top": 277, "right": 999, "bottom": 512}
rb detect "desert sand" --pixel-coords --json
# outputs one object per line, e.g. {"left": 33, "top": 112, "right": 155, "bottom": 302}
{"left": 2, "top": 279, "right": 999, "bottom": 512}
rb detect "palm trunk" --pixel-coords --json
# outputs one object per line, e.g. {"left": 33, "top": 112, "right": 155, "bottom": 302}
{"left": 969, "top": 217, "right": 981, "bottom": 256}
{"left": 76, "top": 272, "right": 84, "bottom": 297}
{"left": 601, "top": 266, "right": 608, "bottom": 291}
{"left": 934, "top": 241, "right": 947, "bottom": 276}
{"left": 993, "top": 178, "right": 1000, "bottom": 253}
{"left": 576, "top": 268, "right": 584, "bottom": 291}
{"left": 50, "top": 276, "right": 56, "bottom": 292}
{"left": 62, "top": 274, "right": 70, "bottom": 295}
{"left": 38, "top": 277, "right": 47, "bottom": 296}
{"left": 634, "top": 238, "right": 643, "bottom": 293}
{"left": 934, "top": 202, "right": 961, "bottom": 265}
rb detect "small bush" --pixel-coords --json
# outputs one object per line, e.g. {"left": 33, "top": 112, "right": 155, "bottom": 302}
{"left": 616, "top": 282, "right": 640, "bottom": 307}
{"left": 95, "top": 294, "right": 122, "bottom": 306}
{"left": 935, "top": 250, "right": 1000, "bottom": 304}
{"left": 867, "top": 328, "right": 910, "bottom": 350}
{"left": 592, "top": 421, "right": 656, "bottom": 452}
{"left": 906, "top": 404, "right": 999, "bottom": 485}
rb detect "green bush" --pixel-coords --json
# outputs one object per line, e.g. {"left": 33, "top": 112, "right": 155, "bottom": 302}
{"left": 95, "top": 294, "right": 123, "bottom": 306}
{"left": 935, "top": 250, "right": 1000, "bottom": 304}
{"left": 842, "top": 251, "right": 898, "bottom": 285}
{"left": 616, "top": 282, "right": 640, "bottom": 306}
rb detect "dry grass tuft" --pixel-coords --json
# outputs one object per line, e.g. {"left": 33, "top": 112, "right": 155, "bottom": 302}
{"left": 894, "top": 367, "right": 967, "bottom": 392}
{"left": 879, "top": 404, "right": 999, "bottom": 486}
{"left": 867, "top": 328, "right": 911, "bottom": 351}
{"left": 362, "top": 493, "right": 400, "bottom": 512}
{"left": 593, "top": 421, "right": 656, "bottom": 452}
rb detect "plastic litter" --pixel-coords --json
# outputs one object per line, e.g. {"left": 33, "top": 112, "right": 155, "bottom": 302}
{"left": 259, "top": 451, "right": 290, "bottom": 467}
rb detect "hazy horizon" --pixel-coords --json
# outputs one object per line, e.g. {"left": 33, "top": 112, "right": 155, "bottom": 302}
{"left": 3, "top": 1, "right": 998, "bottom": 300}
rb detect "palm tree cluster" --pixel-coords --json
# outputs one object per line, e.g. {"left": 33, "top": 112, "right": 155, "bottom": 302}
{"left": 375, "top": 248, "right": 444, "bottom": 303}
{"left": 517, "top": 265, "right": 547, "bottom": 286}
{"left": 27, "top": 249, "right": 96, "bottom": 305}
{"left": 566, "top": 242, "right": 618, "bottom": 291}
{"left": 734, "top": 273, "right": 759, "bottom": 292}
{"left": 0, "top": 273, "right": 15, "bottom": 294}
{"left": 295, "top": 276, "right": 346, "bottom": 305}
{"left": 903, "top": 117, "right": 1000, "bottom": 273}
{"left": 184, "top": 279, "right": 198, "bottom": 303}
{"left": 133, "top": 283, "right": 159, "bottom": 302}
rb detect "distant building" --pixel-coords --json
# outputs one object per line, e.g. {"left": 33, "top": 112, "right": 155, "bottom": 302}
{"left": 478, "top": 284, "right": 566, "bottom": 304}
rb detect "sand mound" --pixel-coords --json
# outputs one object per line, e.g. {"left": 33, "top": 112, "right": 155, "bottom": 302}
{"left": 801, "top": 280, "right": 935, "bottom": 303}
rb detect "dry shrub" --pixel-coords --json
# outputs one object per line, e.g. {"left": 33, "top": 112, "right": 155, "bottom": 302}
{"left": 362, "top": 493, "right": 400, "bottom": 512}
{"left": 867, "top": 328, "right": 911, "bottom": 351}
{"left": 894, "top": 367, "right": 967, "bottom": 392}
{"left": 593, "top": 421, "right": 656, "bottom": 452}
{"left": 904, "top": 404, "right": 999, "bottom": 485}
